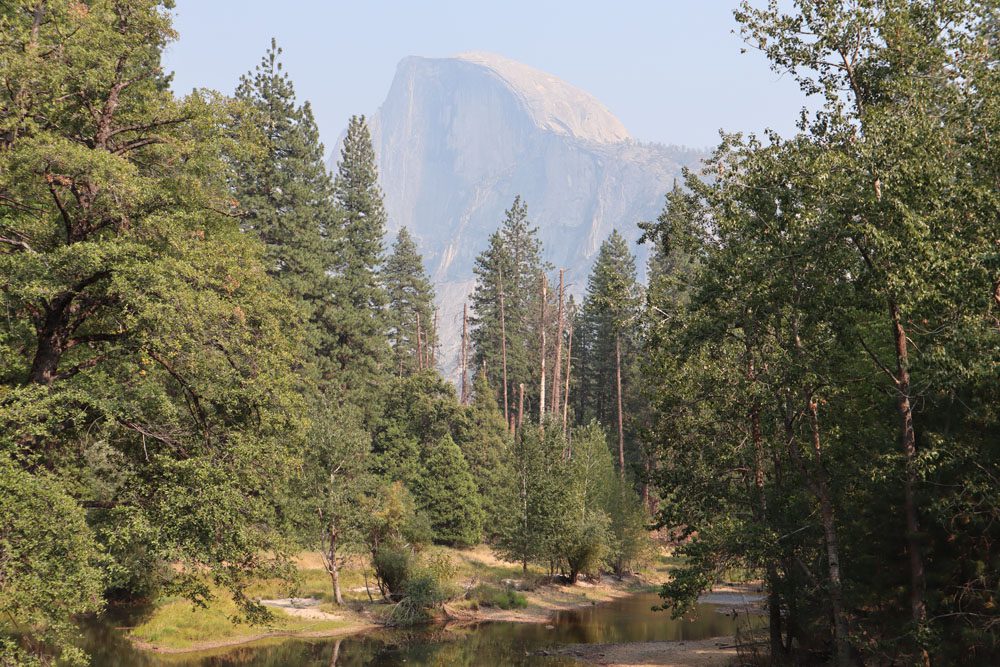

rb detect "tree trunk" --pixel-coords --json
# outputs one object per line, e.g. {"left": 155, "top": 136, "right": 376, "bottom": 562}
{"left": 517, "top": 383, "right": 525, "bottom": 433}
{"left": 785, "top": 307, "right": 851, "bottom": 664}
{"left": 563, "top": 325, "right": 573, "bottom": 438}
{"left": 460, "top": 303, "right": 469, "bottom": 403}
{"left": 431, "top": 309, "right": 438, "bottom": 368}
{"left": 416, "top": 311, "right": 423, "bottom": 371}
{"left": 539, "top": 274, "right": 546, "bottom": 423}
{"left": 29, "top": 321, "right": 67, "bottom": 385}
{"left": 499, "top": 271, "right": 510, "bottom": 426}
{"left": 615, "top": 334, "right": 625, "bottom": 478}
{"left": 552, "top": 269, "right": 564, "bottom": 413}
{"left": 746, "top": 342, "right": 784, "bottom": 661}
{"left": 325, "top": 522, "right": 345, "bottom": 606}
{"left": 890, "top": 299, "right": 927, "bottom": 633}
{"left": 808, "top": 398, "right": 851, "bottom": 666}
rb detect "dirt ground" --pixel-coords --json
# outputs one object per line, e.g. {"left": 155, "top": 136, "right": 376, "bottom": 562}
{"left": 550, "top": 638, "right": 738, "bottom": 666}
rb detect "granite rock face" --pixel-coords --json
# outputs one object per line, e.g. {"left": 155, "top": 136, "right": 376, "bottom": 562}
{"left": 331, "top": 52, "right": 702, "bottom": 375}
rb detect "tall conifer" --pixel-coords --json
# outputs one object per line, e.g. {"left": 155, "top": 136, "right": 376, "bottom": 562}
{"left": 470, "top": 196, "right": 548, "bottom": 415}
{"left": 232, "top": 39, "right": 340, "bottom": 379}
{"left": 330, "top": 115, "right": 390, "bottom": 401}
{"left": 576, "top": 232, "right": 641, "bottom": 472}
{"left": 384, "top": 227, "right": 436, "bottom": 375}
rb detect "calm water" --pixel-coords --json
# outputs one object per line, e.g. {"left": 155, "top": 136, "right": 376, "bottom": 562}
{"left": 84, "top": 593, "right": 755, "bottom": 666}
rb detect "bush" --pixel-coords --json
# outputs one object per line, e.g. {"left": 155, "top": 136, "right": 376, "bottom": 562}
{"left": 467, "top": 584, "right": 528, "bottom": 610}
{"left": 365, "top": 482, "right": 433, "bottom": 556}
{"left": 604, "top": 474, "right": 655, "bottom": 577}
{"left": 0, "top": 461, "right": 104, "bottom": 666}
{"left": 385, "top": 568, "right": 450, "bottom": 626}
{"left": 373, "top": 544, "right": 413, "bottom": 600}
{"left": 563, "top": 511, "right": 611, "bottom": 583}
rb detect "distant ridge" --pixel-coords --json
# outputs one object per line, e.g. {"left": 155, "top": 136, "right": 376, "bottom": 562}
{"left": 452, "top": 52, "right": 631, "bottom": 144}
{"left": 330, "top": 53, "right": 703, "bottom": 379}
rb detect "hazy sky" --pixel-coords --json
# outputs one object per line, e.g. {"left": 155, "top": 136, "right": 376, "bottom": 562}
{"left": 163, "top": 1, "right": 809, "bottom": 151}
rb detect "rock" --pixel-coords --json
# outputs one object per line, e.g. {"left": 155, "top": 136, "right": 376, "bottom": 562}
{"left": 330, "top": 53, "right": 702, "bottom": 379}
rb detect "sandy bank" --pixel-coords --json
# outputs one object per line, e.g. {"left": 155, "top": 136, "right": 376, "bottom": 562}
{"left": 550, "top": 638, "right": 737, "bottom": 666}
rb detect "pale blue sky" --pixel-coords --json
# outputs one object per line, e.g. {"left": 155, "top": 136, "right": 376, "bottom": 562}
{"left": 163, "top": 1, "right": 808, "bottom": 151}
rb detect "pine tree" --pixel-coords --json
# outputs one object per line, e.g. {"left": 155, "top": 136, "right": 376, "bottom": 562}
{"left": 493, "top": 425, "right": 571, "bottom": 572}
{"left": 470, "top": 196, "right": 549, "bottom": 417}
{"left": 233, "top": 40, "right": 336, "bottom": 305}
{"left": 576, "top": 231, "right": 641, "bottom": 474}
{"left": 415, "top": 434, "right": 483, "bottom": 547}
{"left": 329, "top": 114, "right": 390, "bottom": 400}
{"left": 371, "top": 371, "right": 464, "bottom": 488}
{"left": 384, "top": 227, "right": 436, "bottom": 375}
{"left": 232, "top": 42, "right": 375, "bottom": 607}
{"left": 458, "top": 371, "right": 512, "bottom": 530}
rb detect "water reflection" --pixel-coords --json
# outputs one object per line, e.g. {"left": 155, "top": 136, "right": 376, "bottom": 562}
{"left": 85, "top": 594, "right": 757, "bottom": 666}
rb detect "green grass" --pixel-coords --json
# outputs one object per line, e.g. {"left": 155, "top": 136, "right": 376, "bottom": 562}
{"left": 129, "top": 593, "right": 350, "bottom": 649}
{"left": 466, "top": 584, "right": 528, "bottom": 610}
{"left": 130, "top": 543, "right": 677, "bottom": 651}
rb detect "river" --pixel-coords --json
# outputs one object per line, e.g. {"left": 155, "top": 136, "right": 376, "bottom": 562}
{"left": 83, "top": 593, "right": 757, "bottom": 666}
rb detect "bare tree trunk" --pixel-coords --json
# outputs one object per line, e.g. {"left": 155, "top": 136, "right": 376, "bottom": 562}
{"left": 563, "top": 324, "right": 573, "bottom": 437}
{"left": 615, "top": 334, "right": 625, "bottom": 478}
{"left": 552, "top": 269, "right": 564, "bottom": 413}
{"left": 431, "top": 309, "right": 438, "bottom": 368}
{"left": 890, "top": 300, "right": 927, "bottom": 633}
{"left": 499, "top": 270, "right": 510, "bottom": 426}
{"left": 416, "top": 311, "right": 423, "bottom": 371}
{"left": 461, "top": 303, "right": 469, "bottom": 403}
{"left": 539, "top": 274, "right": 547, "bottom": 423}
{"left": 518, "top": 383, "right": 525, "bottom": 433}
{"left": 808, "top": 398, "right": 851, "bottom": 666}
{"left": 745, "top": 342, "right": 784, "bottom": 661}
{"left": 853, "top": 228, "right": 928, "bottom": 661}
{"left": 321, "top": 518, "right": 345, "bottom": 606}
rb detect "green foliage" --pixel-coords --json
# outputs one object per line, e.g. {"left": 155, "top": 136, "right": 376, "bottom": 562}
{"left": 562, "top": 511, "right": 611, "bottom": 584}
{"left": 604, "top": 473, "right": 654, "bottom": 577}
{"left": 566, "top": 422, "right": 651, "bottom": 579}
{"left": 0, "top": 3, "right": 305, "bottom": 655}
{"left": 0, "top": 460, "right": 103, "bottom": 666}
{"left": 415, "top": 434, "right": 484, "bottom": 547}
{"left": 493, "top": 424, "right": 572, "bottom": 571}
{"left": 457, "top": 371, "right": 512, "bottom": 530}
{"left": 572, "top": 232, "right": 643, "bottom": 471}
{"left": 328, "top": 114, "right": 390, "bottom": 408}
{"left": 372, "top": 372, "right": 466, "bottom": 486}
{"left": 230, "top": 38, "right": 340, "bottom": 385}
{"left": 466, "top": 584, "right": 528, "bottom": 610}
{"left": 641, "top": 2, "right": 1000, "bottom": 663}
{"left": 384, "top": 227, "right": 437, "bottom": 375}
{"left": 470, "top": 196, "right": 549, "bottom": 416}
{"left": 363, "top": 482, "right": 433, "bottom": 558}
{"left": 372, "top": 544, "right": 414, "bottom": 600}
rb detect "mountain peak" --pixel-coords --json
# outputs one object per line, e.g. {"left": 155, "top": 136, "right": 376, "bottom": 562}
{"left": 450, "top": 52, "right": 631, "bottom": 144}
{"left": 338, "top": 53, "right": 701, "bottom": 379}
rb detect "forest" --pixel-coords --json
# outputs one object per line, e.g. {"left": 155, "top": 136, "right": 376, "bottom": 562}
{"left": 1, "top": 1, "right": 998, "bottom": 666}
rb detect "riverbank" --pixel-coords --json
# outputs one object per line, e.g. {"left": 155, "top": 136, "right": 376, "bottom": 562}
{"left": 126, "top": 545, "right": 670, "bottom": 655}
{"left": 547, "top": 582, "right": 765, "bottom": 667}
{"left": 551, "top": 638, "right": 738, "bottom": 666}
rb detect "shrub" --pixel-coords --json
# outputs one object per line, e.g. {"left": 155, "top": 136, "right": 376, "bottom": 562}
{"left": 372, "top": 544, "right": 413, "bottom": 600}
{"left": 385, "top": 568, "right": 450, "bottom": 626}
{"left": 467, "top": 584, "right": 528, "bottom": 610}
{"left": 563, "top": 511, "right": 611, "bottom": 583}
